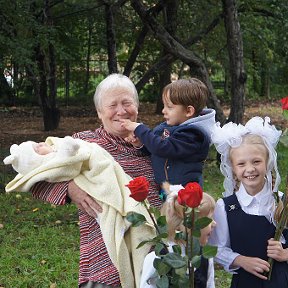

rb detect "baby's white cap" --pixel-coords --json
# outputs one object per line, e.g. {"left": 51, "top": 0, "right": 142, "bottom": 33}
{"left": 3, "top": 141, "right": 46, "bottom": 175}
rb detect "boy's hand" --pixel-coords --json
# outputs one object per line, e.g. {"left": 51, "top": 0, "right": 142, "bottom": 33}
{"left": 119, "top": 119, "right": 140, "bottom": 131}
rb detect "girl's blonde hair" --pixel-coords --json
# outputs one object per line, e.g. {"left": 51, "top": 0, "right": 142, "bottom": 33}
{"left": 161, "top": 190, "right": 215, "bottom": 241}
{"left": 230, "top": 134, "right": 269, "bottom": 161}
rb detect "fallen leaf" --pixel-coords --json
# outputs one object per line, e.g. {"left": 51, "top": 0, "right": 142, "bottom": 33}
{"left": 32, "top": 208, "right": 39, "bottom": 212}
{"left": 55, "top": 220, "right": 62, "bottom": 224}
{"left": 0, "top": 224, "right": 4, "bottom": 229}
{"left": 40, "top": 259, "right": 47, "bottom": 265}
{"left": 50, "top": 283, "right": 57, "bottom": 288}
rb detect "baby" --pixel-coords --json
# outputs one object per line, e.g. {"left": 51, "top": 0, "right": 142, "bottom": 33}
{"left": 3, "top": 136, "right": 80, "bottom": 175}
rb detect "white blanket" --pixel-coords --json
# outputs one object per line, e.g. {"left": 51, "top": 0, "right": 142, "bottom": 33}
{"left": 5, "top": 136, "right": 156, "bottom": 288}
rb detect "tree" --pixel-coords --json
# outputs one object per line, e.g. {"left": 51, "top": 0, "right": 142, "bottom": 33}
{"left": 131, "top": 0, "right": 226, "bottom": 123}
{"left": 222, "top": 0, "right": 246, "bottom": 124}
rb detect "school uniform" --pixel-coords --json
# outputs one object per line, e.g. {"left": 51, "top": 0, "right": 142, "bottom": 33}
{"left": 209, "top": 182, "right": 288, "bottom": 288}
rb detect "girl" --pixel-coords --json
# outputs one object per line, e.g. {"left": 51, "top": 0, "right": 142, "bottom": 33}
{"left": 209, "top": 116, "right": 288, "bottom": 288}
{"left": 140, "top": 187, "right": 217, "bottom": 288}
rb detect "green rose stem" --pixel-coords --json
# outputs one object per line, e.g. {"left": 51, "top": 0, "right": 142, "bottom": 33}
{"left": 185, "top": 208, "right": 195, "bottom": 288}
{"left": 142, "top": 201, "right": 161, "bottom": 235}
{"left": 267, "top": 175, "right": 288, "bottom": 280}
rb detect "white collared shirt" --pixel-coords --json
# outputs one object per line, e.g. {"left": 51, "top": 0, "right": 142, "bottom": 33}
{"left": 208, "top": 181, "right": 279, "bottom": 272}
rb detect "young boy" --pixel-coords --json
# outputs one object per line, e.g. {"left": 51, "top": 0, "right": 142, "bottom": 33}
{"left": 120, "top": 78, "right": 215, "bottom": 191}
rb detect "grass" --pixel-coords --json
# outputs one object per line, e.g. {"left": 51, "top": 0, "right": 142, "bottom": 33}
{"left": 0, "top": 142, "right": 287, "bottom": 287}
{"left": 0, "top": 192, "right": 79, "bottom": 288}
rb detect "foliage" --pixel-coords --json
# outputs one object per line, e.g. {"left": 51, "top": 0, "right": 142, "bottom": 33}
{"left": 1, "top": 0, "right": 288, "bottom": 108}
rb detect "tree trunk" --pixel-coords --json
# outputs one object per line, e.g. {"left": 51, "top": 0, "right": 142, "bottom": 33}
{"left": 0, "top": 72, "right": 14, "bottom": 105}
{"left": 156, "top": 0, "right": 179, "bottom": 115}
{"left": 124, "top": 26, "right": 149, "bottom": 76}
{"left": 131, "top": 0, "right": 225, "bottom": 123}
{"left": 260, "top": 62, "right": 270, "bottom": 99}
{"left": 65, "top": 61, "right": 70, "bottom": 106}
{"left": 222, "top": 0, "right": 246, "bottom": 124}
{"left": 105, "top": 3, "right": 118, "bottom": 73}
{"left": 84, "top": 17, "right": 92, "bottom": 95}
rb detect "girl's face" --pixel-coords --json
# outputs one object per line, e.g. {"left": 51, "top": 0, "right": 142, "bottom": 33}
{"left": 230, "top": 143, "right": 268, "bottom": 196}
{"left": 199, "top": 211, "right": 216, "bottom": 246}
{"left": 97, "top": 88, "right": 138, "bottom": 138}
{"left": 162, "top": 93, "right": 193, "bottom": 126}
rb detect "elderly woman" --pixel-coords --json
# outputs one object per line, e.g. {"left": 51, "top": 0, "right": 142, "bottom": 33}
{"left": 31, "top": 74, "right": 162, "bottom": 288}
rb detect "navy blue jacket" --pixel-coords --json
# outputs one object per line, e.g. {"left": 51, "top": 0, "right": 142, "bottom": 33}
{"left": 134, "top": 117, "right": 212, "bottom": 186}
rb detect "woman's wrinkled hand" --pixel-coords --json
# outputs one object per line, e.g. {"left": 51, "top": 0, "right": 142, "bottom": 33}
{"left": 68, "top": 180, "right": 102, "bottom": 218}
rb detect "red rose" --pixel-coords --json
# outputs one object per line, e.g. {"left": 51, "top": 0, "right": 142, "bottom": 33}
{"left": 281, "top": 96, "right": 288, "bottom": 110}
{"left": 126, "top": 176, "right": 149, "bottom": 202}
{"left": 177, "top": 182, "right": 203, "bottom": 208}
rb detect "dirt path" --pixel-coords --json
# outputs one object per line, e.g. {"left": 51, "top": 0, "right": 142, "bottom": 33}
{"left": 0, "top": 101, "right": 285, "bottom": 150}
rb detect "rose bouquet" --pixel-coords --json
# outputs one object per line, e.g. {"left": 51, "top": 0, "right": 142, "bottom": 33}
{"left": 126, "top": 176, "right": 217, "bottom": 288}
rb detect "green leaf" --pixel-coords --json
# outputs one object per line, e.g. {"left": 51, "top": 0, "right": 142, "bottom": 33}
{"left": 192, "top": 227, "right": 201, "bottom": 238}
{"left": 154, "top": 258, "right": 171, "bottom": 276}
{"left": 194, "top": 217, "right": 212, "bottom": 229}
{"left": 174, "top": 266, "right": 187, "bottom": 277}
{"left": 157, "top": 215, "right": 167, "bottom": 227}
{"left": 156, "top": 275, "right": 169, "bottom": 288}
{"left": 153, "top": 233, "right": 168, "bottom": 242}
{"left": 150, "top": 206, "right": 161, "bottom": 219}
{"left": 191, "top": 254, "right": 202, "bottom": 267}
{"left": 280, "top": 128, "right": 288, "bottom": 147}
{"left": 126, "top": 212, "right": 147, "bottom": 227}
{"left": 154, "top": 242, "right": 167, "bottom": 256}
{"left": 283, "top": 110, "right": 288, "bottom": 120}
{"left": 162, "top": 253, "right": 187, "bottom": 269}
{"left": 136, "top": 239, "right": 154, "bottom": 249}
{"left": 171, "top": 244, "right": 182, "bottom": 255}
{"left": 202, "top": 244, "right": 218, "bottom": 258}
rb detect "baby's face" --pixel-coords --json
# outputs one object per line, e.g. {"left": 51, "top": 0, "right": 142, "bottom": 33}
{"left": 199, "top": 211, "right": 216, "bottom": 246}
{"left": 33, "top": 142, "right": 53, "bottom": 155}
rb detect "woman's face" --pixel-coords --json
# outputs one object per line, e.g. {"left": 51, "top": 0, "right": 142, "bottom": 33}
{"left": 97, "top": 88, "right": 138, "bottom": 138}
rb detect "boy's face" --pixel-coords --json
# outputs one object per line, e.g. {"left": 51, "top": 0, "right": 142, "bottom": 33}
{"left": 162, "top": 95, "right": 193, "bottom": 126}
{"left": 199, "top": 211, "right": 216, "bottom": 246}
{"left": 230, "top": 143, "right": 268, "bottom": 196}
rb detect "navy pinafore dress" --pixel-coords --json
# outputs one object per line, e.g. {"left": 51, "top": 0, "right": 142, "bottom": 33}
{"left": 223, "top": 194, "right": 288, "bottom": 288}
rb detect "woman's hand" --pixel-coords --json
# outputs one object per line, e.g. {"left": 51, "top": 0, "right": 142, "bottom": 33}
{"left": 267, "top": 238, "right": 288, "bottom": 262}
{"left": 68, "top": 180, "right": 102, "bottom": 218}
{"left": 232, "top": 255, "right": 270, "bottom": 280}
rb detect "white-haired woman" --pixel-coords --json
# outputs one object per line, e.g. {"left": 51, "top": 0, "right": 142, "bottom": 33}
{"left": 31, "top": 74, "right": 162, "bottom": 288}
